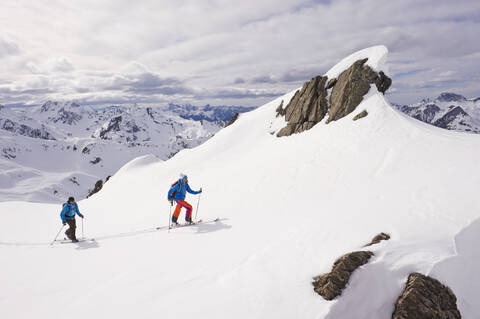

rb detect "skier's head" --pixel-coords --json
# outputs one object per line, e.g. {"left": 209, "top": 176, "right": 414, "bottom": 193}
{"left": 68, "top": 196, "right": 75, "bottom": 203}
{"left": 180, "top": 173, "right": 188, "bottom": 183}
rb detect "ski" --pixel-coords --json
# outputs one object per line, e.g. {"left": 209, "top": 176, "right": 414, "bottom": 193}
{"left": 157, "top": 217, "right": 220, "bottom": 230}
{"left": 55, "top": 238, "right": 96, "bottom": 244}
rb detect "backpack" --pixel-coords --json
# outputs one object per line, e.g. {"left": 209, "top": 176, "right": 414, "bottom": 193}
{"left": 62, "top": 202, "right": 73, "bottom": 216}
{"left": 169, "top": 181, "right": 180, "bottom": 200}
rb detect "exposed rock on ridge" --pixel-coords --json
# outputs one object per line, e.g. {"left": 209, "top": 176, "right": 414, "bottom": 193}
{"left": 277, "top": 76, "right": 328, "bottom": 137}
{"left": 312, "top": 251, "right": 374, "bottom": 300}
{"left": 392, "top": 273, "right": 461, "bottom": 319}
{"left": 277, "top": 58, "right": 391, "bottom": 137}
{"left": 364, "top": 232, "right": 390, "bottom": 246}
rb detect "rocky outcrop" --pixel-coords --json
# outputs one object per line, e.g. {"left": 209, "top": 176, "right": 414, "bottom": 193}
{"left": 275, "top": 101, "right": 285, "bottom": 117}
{"left": 87, "top": 180, "right": 103, "bottom": 198}
{"left": 328, "top": 59, "right": 390, "bottom": 123}
{"left": 364, "top": 232, "right": 390, "bottom": 246}
{"left": 225, "top": 113, "right": 239, "bottom": 127}
{"left": 353, "top": 110, "right": 368, "bottom": 121}
{"left": 87, "top": 175, "right": 111, "bottom": 198}
{"left": 277, "top": 76, "right": 329, "bottom": 137}
{"left": 277, "top": 58, "right": 391, "bottom": 136}
{"left": 312, "top": 251, "right": 374, "bottom": 300}
{"left": 1, "top": 119, "right": 56, "bottom": 140}
{"left": 392, "top": 273, "right": 461, "bottom": 319}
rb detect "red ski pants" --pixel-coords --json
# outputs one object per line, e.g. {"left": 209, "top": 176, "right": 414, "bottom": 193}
{"left": 173, "top": 200, "right": 193, "bottom": 219}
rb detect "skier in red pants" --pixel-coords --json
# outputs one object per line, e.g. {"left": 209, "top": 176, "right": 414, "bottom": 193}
{"left": 167, "top": 175, "right": 202, "bottom": 225}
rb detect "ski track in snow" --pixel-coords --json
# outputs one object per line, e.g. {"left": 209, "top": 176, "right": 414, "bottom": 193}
{"left": 1, "top": 46, "right": 480, "bottom": 319}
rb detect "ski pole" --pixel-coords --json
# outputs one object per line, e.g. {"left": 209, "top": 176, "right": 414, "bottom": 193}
{"left": 168, "top": 201, "right": 172, "bottom": 233}
{"left": 50, "top": 225, "right": 65, "bottom": 245}
{"left": 195, "top": 192, "right": 202, "bottom": 221}
{"left": 82, "top": 218, "right": 84, "bottom": 239}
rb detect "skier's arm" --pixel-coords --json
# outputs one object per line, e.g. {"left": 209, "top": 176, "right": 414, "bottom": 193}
{"left": 186, "top": 184, "right": 200, "bottom": 194}
{"left": 75, "top": 204, "right": 84, "bottom": 218}
{"left": 167, "top": 183, "right": 180, "bottom": 199}
{"left": 60, "top": 206, "right": 68, "bottom": 223}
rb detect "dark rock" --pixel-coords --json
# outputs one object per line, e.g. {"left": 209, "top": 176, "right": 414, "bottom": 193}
{"left": 53, "top": 108, "right": 82, "bottom": 125}
{"left": 276, "top": 58, "right": 391, "bottom": 136}
{"left": 225, "top": 113, "right": 239, "bottom": 127}
{"left": 375, "top": 71, "right": 392, "bottom": 94}
{"left": 81, "top": 146, "right": 90, "bottom": 154}
{"left": 87, "top": 180, "right": 103, "bottom": 198}
{"left": 69, "top": 177, "right": 79, "bottom": 186}
{"left": 434, "top": 106, "right": 470, "bottom": 129}
{"left": 326, "top": 78, "right": 337, "bottom": 89}
{"left": 90, "top": 157, "right": 102, "bottom": 164}
{"left": 275, "top": 101, "right": 285, "bottom": 117}
{"left": 392, "top": 273, "right": 461, "bottom": 319}
{"left": 364, "top": 232, "right": 390, "bottom": 246}
{"left": 328, "top": 58, "right": 391, "bottom": 123}
{"left": 353, "top": 110, "right": 368, "bottom": 121}
{"left": 312, "top": 251, "right": 374, "bottom": 300}
{"left": 412, "top": 104, "right": 441, "bottom": 123}
{"left": 1, "top": 119, "right": 56, "bottom": 140}
{"left": 99, "top": 116, "right": 122, "bottom": 139}
{"left": 277, "top": 76, "right": 329, "bottom": 137}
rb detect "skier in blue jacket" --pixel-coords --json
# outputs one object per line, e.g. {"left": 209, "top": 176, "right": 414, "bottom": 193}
{"left": 60, "top": 196, "right": 84, "bottom": 242}
{"left": 167, "top": 175, "right": 202, "bottom": 225}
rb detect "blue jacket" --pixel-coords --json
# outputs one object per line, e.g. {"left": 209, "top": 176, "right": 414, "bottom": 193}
{"left": 60, "top": 202, "right": 84, "bottom": 223}
{"left": 167, "top": 178, "right": 200, "bottom": 201}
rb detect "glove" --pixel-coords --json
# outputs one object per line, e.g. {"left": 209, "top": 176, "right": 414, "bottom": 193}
{"left": 199, "top": 188, "right": 203, "bottom": 193}
{"left": 62, "top": 222, "right": 66, "bottom": 226}
{"left": 80, "top": 215, "right": 84, "bottom": 219}
{"left": 169, "top": 198, "right": 174, "bottom": 206}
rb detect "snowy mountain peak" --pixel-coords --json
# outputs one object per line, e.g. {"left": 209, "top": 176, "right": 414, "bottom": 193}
{"left": 393, "top": 92, "right": 480, "bottom": 134}
{"left": 0, "top": 102, "right": 254, "bottom": 202}
{"left": 436, "top": 92, "right": 467, "bottom": 103}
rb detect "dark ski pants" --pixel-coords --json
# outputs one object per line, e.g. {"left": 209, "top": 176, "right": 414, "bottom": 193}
{"left": 65, "top": 219, "right": 77, "bottom": 240}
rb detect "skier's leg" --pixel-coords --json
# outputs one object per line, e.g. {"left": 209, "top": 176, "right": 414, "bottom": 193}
{"left": 172, "top": 202, "right": 182, "bottom": 223}
{"left": 66, "top": 219, "right": 77, "bottom": 240}
{"left": 181, "top": 201, "right": 193, "bottom": 222}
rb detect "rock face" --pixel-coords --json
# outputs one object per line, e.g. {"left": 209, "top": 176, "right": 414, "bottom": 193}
{"left": 277, "top": 76, "right": 328, "bottom": 137}
{"left": 353, "top": 110, "right": 368, "bottom": 121}
{"left": 392, "top": 273, "right": 461, "bottom": 319}
{"left": 364, "top": 232, "right": 390, "bottom": 246}
{"left": 225, "top": 113, "right": 239, "bottom": 127}
{"left": 277, "top": 58, "right": 391, "bottom": 136}
{"left": 87, "top": 180, "right": 104, "bottom": 198}
{"left": 328, "top": 59, "right": 390, "bottom": 123}
{"left": 312, "top": 251, "right": 374, "bottom": 300}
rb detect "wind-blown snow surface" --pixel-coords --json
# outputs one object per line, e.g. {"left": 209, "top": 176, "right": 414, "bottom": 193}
{"left": 1, "top": 46, "right": 480, "bottom": 318}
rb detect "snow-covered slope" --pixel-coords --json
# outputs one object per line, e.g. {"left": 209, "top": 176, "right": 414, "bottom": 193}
{"left": 0, "top": 103, "right": 252, "bottom": 202}
{"left": 393, "top": 92, "right": 480, "bottom": 133}
{"left": 1, "top": 46, "right": 479, "bottom": 318}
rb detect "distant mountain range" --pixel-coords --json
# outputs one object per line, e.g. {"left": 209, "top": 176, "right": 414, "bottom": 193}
{"left": 0, "top": 101, "right": 254, "bottom": 202}
{"left": 393, "top": 93, "right": 480, "bottom": 133}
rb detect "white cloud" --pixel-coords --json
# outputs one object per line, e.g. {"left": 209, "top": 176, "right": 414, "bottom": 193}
{"left": 0, "top": 0, "right": 479, "bottom": 106}
{"left": 0, "top": 35, "right": 20, "bottom": 58}
{"left": 49, "top": 57, "right": 75, "bottom": 73}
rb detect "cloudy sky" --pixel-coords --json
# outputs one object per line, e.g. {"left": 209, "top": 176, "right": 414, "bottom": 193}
{"left": 0, "top": 0, "right": 479, "bottom": 107}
